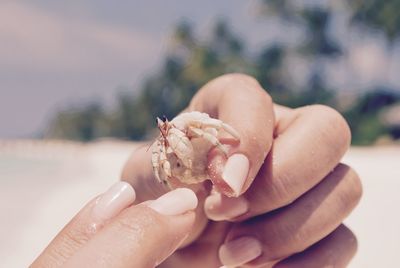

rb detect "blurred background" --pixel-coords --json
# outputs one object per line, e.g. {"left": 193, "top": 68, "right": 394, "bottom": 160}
{"left": 1, "top": 0, "right": 400, "bottom": 144}
{"left": 0, "top": 0, "right": 399, "bottom": 267}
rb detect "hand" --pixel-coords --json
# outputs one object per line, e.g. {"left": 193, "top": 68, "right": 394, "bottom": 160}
{"left": 122, "top": 74, "right": 362, "bottom": 267}
{"left": 31, "top": 183, "right": 198, "bottom": 268}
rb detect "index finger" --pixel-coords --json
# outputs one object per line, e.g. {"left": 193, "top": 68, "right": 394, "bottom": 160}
{"left": 189, "top": 73, "right": 274, "bottom": 197}
{"left": 64, "top": 189, "right": 198, "bottom": 268}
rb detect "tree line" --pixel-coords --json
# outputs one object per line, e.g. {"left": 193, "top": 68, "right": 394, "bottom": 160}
{"left": 45, "top": 0, "right": 400, "bottom": 145}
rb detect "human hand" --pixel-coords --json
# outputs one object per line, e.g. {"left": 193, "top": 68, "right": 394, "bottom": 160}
{"left": 31, "top": 183, "right": 198, "bottom": 268}
{"left": 122, "top": 73, "right": 362, "bottom": 267}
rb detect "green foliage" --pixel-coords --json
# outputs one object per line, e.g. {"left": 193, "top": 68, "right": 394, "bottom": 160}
{"left": 351, "top": 115, "right": 387, "bottom": 145}
{"left": 300, "top": 7, "right": 341, "bottom": 56}
{"left": 343, "top": 89, "right": 400, "bottom": 145}
{"left": 348, "top": 0, "right": 400, "bottom": 42}
{"left": 46, "top": 102, "right": 106, "bottom": 141}
{"left": 255, "top": 45, "right": 286, "bottom": 94}
{"left": 260, "top": 0, "right": 297, "bottom": 20}
{"left": 46, "top": 1, "right": 400, "bottom": 145}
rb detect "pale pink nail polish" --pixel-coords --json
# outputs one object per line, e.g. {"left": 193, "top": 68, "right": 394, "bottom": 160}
{"left": 92, "top": 182, "right": 136, "bottom": 220}
{"left": 222, "top": 154, "right": 249, "bottom": 196}
{"left": 219, "top": 236, "right": 262, "bottom": 267}
{"left": 148, "top": 188, "right": 198, "bottom": 216}
{"left": 205, "top": 193, "right": 249, "bottom": 221}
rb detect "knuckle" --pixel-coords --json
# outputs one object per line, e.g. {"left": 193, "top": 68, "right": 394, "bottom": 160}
{"left": 262, "top": 224, "right": 303, "bottom": 260}
{"left": 114, "top": 216, "right": 138, "bottom": 232}
{"left": 249, "top": 165, "right": 297, "bottom": 213}
{"left": 268, "top": 172, "right": 297, "bottom": 208}
{"left": 307, "top": 105, "right": 351, "bottom": 151}
{"left": 47, "top": 226, "right": 92, "bottom": 263}
{"left": 328, "top": 163, "right": 362, "bottom": 214}
{"left": 246, "top": 131, "right": 270, "bottom": 156}
{"left": 338, "top": 224, "right": 358, "bottom": 253}
{"left": 338, "top": 164, "right": 363, "bottom": 207}
{"left": 192, "top": 73, "right": 267, "bottom": 109}
{"left": 129, "top": 210, "right": 156, "bottom": 228}
{"left": 63, "top": 227, "right": 90, "bottom": 247}
{"left": 113, "top": 208, "right": 164, "bottom": 240}
{"left": 218, "top": 73, "right": 259, "bottom": 86}
{"left": 211, "top": 73, "right": 269, "bottom": 96}
{"left": 192, "top": 73, "right": 273, "bottom": 114}
{"left": 44, "top": 247, "right": 70, "bottom": 266}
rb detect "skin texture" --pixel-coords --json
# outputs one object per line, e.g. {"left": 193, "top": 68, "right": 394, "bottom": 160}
{"left": 33, "top": 74, "right": 362, "bottom": 268}
{"left": 31, "top": 187, "right": 197, "bottom": 268}
{"left": 122, "top": 74, "right": 362, "bottom": 267}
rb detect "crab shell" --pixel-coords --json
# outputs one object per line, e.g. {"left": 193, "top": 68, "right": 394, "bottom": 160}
{"left": 152, "top": 111, "right": 239, "bottom": 187}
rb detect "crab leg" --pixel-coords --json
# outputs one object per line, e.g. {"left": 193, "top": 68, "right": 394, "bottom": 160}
{"left": 159, "top": 143, "right": 172, "bottom": 178}
{"left": 152, "top": 140, "right": 171, "bottom": 182}
{"left": 221, "top": 122, "right": 240, "bottom": 140}
{"left": 195, "top": 118, "right": 240, "bottom": 140}
{"left": 189, "top": 127, "right": 228, "bottom": 155}
{"left": 167, "top": 128, "right": 193, "bottom": 168}
{"left": 151, "top": 141, "right": 162, "bottom": 183}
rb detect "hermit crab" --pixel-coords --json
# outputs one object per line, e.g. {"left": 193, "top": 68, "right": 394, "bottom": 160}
{"left": 151, "top": 111, "right": 240, "bottom": 189}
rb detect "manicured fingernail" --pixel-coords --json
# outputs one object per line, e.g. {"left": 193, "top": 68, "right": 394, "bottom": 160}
{"left": 219, "top": 236, "right": 262, "bottom": 267}
{"left": 148, "top": 188, "right": 198, "bottom": 215}
{"left": 222, "top": 154, "right": 249, "bottom": 196}
{"left": 93, "top": 182, "right": 136, "bottom": 220}
{"left": 205, "top": 193, "right": 249, "bottom": 221}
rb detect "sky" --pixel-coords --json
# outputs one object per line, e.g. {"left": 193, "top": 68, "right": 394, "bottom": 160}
{"left": 1, "top": 0, "right": 399, "bottom": 138}
{"left": 0, "top": 0, "right": 254, "bottom": 138}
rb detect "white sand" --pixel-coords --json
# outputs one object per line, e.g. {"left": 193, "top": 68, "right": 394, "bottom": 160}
{"left": 0, "top": 140, "right": 398, "bottom": 267}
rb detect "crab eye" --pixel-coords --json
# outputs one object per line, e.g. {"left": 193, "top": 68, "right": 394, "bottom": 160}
{"left": 162, "top": 115, "right": 167, "bottom": 122}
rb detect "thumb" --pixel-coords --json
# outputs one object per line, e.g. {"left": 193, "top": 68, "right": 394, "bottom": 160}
{"left": 64, "top": 188, "right": 198, "bottom": 268}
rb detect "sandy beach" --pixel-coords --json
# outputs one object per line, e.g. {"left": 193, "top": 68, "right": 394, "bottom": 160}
{"left": 0, "top": 140, "right": 399, "bottom": 267}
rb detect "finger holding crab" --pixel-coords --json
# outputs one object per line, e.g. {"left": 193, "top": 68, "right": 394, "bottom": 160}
{"left": 122, "top": 74, "right": 360, "bottom": 268}
{"left": 152, "top": 112, "right": 238, "bottom": 188}
{"left": 123, "top": 73, "right": 275, "bottom": 246}
{"left": 152, "top": 74, "right": 275, "bottom": 198}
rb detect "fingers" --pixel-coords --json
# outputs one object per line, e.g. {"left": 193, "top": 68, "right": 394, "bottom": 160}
{"left": 190, "top": 73, "right": 274, "bottom": 197}
{"left": 31, "top": 182, "right": 135, "bottom": 267}
{"left": 162, "top": 221, "right": 232, "bottom": 268}
{"left": 218, "top": 164, "right": 362, "bottom": 267}
{"left": 274, "top": 225, "right": 358, "bottom": 268}
{"left": 205, "top": 104, "right": 351, "bottom": 221}
{"left": 122, "top": 73, "right": 274, "bottom": 243}
{"left": 63, "top": 188, "right": 198, "bottom": 268}
{"left": 121, "top": 145, "right": 210, "bottom": 246}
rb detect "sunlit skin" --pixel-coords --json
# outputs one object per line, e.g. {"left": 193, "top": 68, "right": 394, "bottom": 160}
{"left": 32, "top": 74, "right": 362, "bottom": 268}
{"left": 125, "top": 74, "right": 362, "bottom": 267}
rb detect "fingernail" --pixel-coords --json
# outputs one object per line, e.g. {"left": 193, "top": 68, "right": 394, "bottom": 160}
{"left": 219, "top": 236, "right": 262, "bottom": 267}
{"left": 148, "top": 188, "right": 198, "bottom": 215}
{"left": 93, "top": 182, "right": 136, "bottom": 220}
{"left": 222, "top": 154, "right": 249, "bottom": 196}
{"left": 205, "top": 193, "right": 249, "bottom": 221}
